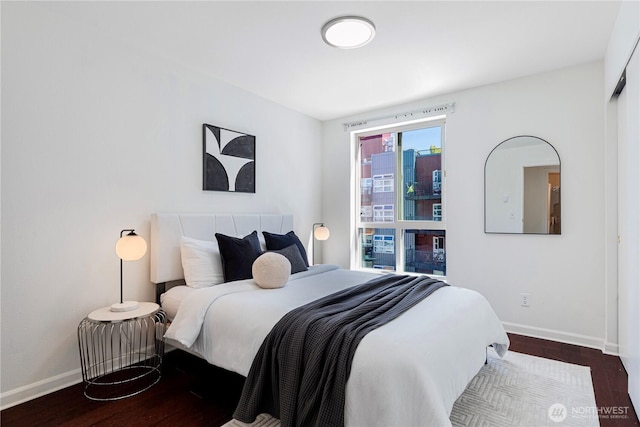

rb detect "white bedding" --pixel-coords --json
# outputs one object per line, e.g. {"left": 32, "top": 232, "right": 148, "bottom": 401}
{"left": 160, "top": 285, "right": 194, "bottom": 320}
{"left": 165, "top": 265, "right": 509, "bottom": 427}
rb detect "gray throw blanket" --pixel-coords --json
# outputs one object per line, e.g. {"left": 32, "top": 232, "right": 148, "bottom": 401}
{"left": 233, "top": 273, "right": 448, "bottom": 427}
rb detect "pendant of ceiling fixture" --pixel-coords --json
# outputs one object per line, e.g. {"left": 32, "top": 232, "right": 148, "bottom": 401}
{"left": 321, "top": 16, "right": 376, "bottom": 49}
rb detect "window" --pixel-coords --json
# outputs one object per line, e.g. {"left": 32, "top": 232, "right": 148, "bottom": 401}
{"left": 360, "top": 205, "right": 372, "bottom": 222}
{"left": 373, "top": 234, "right": 394, "bottom": 253}
{"left": 405, "top": 229, "right": 446, "bottom": 275}
{"left": 433, "top": 203, "right": 442, "bottom": 221}
{"left": 432, "top": 170, "right": 441, "bottom": 193}
{"left": 361, "top": 178, "right": 372, "bottom": 192}
{"left": 373, "top": 205, "right": 394, "bottom": 222}
{"left": 372, "top": 174, "right": 394, "bottom": 192}
{"left": 355, "top": 120, "right": 446, "bottom": 276}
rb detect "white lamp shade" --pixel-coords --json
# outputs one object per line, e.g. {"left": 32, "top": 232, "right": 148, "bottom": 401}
{"left": 314, "top": 226, "right": 330, "bottom": 241}
{"left": 116, "top": 234, "right": 147, "bottom": 261}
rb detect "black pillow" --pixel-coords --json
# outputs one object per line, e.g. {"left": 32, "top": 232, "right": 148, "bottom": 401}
{"left": 270, "top": 244, "right": 308, "bottom": 274}
{"left": 263, "top": 231, "right": 309, "bottom": 267}
{"left": 215, "top": 231, "right": 262, "bottom": 282}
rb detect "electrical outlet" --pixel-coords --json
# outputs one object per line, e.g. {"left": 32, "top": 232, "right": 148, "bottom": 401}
{"left": 520, "top": 293, "right": 530, "bottom": 307}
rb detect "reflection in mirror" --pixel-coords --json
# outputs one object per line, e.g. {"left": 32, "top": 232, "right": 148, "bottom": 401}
{"left": 485, "top": 136, "right": 561, "bottom": 234}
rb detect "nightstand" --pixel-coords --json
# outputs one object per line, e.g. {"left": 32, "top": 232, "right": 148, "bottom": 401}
{"left": 77, "top": 302, "right": 167, "bottom": 401}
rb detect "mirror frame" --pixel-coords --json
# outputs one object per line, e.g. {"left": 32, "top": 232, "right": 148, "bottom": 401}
{"left": 484, "top": 135, "right": 561, "bottom": 235}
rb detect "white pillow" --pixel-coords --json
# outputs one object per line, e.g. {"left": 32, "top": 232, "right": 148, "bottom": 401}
{"left": 180, "top": 236, "right": 224, "bottom": 288}
{"left": 252, "top": 252, "right": 291, "bottom": 289}
{"left": 160, "top": 285, "right": 194, "bottom": 320}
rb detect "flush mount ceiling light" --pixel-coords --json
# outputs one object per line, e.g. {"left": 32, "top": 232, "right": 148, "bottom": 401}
{"left": 321, "top": 16, "right": 376, "bottom": 49}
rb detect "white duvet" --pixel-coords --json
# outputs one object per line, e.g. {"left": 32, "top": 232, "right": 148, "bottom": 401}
{"left": 165, "top": 265, "right": 509, "bottom": 427}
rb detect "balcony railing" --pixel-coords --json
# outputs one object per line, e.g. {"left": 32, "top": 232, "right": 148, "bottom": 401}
{"left": 405, "top": 182, "right": 441, "bottom": 200}
{"left": 405, "top": 249, "right": 446, "bottom": 265}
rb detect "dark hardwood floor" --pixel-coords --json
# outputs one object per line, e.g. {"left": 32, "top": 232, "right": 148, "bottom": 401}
{"left": 2, "top": 333, "right": 638, "bottom": 426}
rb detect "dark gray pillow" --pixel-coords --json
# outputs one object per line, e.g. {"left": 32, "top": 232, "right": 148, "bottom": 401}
{"left": 215, "top": 231, "right": 262, "bottom": 282}
{"left": 270, "top": 244, "right": 308, "bottom": 274}
{"left": 263, "top": 231, "right": 309, "bottom": 267}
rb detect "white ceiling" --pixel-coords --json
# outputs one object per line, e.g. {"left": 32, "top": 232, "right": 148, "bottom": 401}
{"left": 39, "top": 1, "right": 621, "bottom": 121}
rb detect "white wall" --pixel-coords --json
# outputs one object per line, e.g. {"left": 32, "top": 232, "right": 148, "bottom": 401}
{"left": 0, "top": 2, "right": 322, "bottom": 408}
{"left": 322, "top": 62, "right": 607, "bottom": 349}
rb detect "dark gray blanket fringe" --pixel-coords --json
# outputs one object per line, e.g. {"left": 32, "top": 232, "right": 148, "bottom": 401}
{"left": 233, "top": 273, "right": 448, "bottom": 427}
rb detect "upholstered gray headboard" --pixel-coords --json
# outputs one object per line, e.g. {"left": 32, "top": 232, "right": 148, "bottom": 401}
{"left": 150, "top": 213, "right": 294, "bottom": 285}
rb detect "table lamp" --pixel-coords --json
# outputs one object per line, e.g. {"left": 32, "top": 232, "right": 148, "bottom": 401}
{"left": 111, "top": 229, "right": 147, "bottom": 312}
{"left": 312, "top": 223, "right": 330, "bottom": 265}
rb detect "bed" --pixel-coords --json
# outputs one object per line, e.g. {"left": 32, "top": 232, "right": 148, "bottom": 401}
{"left": 150, "top": 213, "right": 510, "bottom": 427}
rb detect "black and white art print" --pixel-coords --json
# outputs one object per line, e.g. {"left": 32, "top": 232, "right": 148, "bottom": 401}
{"left": 203, "top": 124, "right": 255, "bottom": 193}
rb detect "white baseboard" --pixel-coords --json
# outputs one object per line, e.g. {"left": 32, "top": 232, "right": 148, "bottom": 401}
{"left": 503, "top": 321, "right": 614, "bottom": 353}
{"left": 1, "top": 343, "right": 162, "bottom": 410}
{"left": 0, "top": 369, "right": 83, "bottom": 411}
{"left": 603, "top": 341, "right": 620, "bottom": 356}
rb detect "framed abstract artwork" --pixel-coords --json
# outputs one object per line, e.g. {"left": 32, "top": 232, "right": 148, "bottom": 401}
{"left": 202, "top": 124, "right": 256, "bottom": 193}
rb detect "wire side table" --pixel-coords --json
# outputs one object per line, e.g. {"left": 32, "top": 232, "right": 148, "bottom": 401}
{"left": 77, "top": 302, "right": 166, "bottom": 401}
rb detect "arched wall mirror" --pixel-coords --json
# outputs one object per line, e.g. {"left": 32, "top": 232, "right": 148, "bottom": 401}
{"left": 485, "top": 136, "right": 561, "bottom": 234}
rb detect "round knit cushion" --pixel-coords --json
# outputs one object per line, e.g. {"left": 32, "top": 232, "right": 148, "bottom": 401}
{"left": 252, "top": 252, "right": 291, "bottom": 289}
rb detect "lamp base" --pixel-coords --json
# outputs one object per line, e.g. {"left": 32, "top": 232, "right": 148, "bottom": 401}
{"left": 110, "top": 301, "right": 139, "bottom": 312}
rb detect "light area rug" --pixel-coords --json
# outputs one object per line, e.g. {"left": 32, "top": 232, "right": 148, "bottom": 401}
{"left": 222, "top": 348, "right": 599, "bottom": 427}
